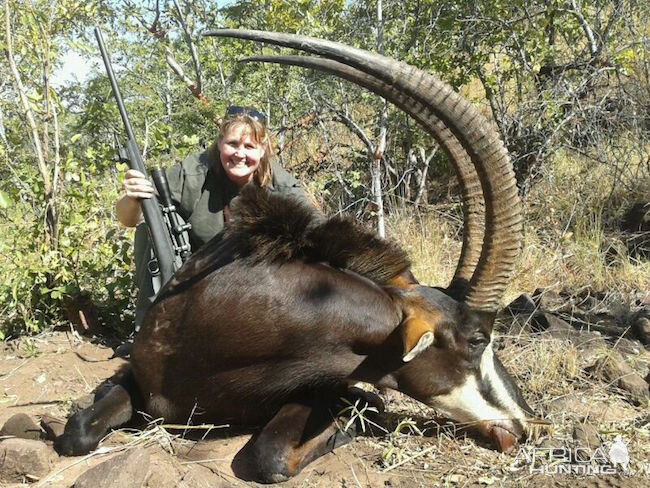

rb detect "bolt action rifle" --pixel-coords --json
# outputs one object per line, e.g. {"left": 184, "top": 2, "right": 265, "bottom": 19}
{"left": 95, "top": 27, "right": 191, "bottom": 286}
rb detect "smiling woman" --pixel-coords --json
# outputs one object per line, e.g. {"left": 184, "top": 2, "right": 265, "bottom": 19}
{"left": 114, "top": 106, "right": 308, "bottom": 330}
{"left": 217, "top": 112, "right": 269, "bottom": 187}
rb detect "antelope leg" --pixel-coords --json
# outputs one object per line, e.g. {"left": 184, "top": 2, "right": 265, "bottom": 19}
{"left": 54, "top": 384, "right": 133, "bottom": 456}
{"left": 246, "top": 389, "right": 381, "bottom": 483}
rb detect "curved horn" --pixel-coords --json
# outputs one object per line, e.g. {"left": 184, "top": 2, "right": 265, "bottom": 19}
{"left": 205, "top": 29, "right": 522, "bottom": 311}
{"left": 240, "top": 54, "right": 484, "bottom": 296}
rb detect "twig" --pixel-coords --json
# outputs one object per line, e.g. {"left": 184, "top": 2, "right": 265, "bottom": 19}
{"left": 73, "top": 364, "right": 92, "bottom": 392}
{"left": 0, "top": 359, "right": 32, "bottom": 381}
{"left": 179, "top": 457, "right": 229, "bottom": 465}
{"left": 382, "top": 445, "right": 436, "bottom": 472}
{"left": 36, "top": 447, "right": 113, "bottom": 486}
{"left": 161, "top": 423, "right": 229, "bottom": 430}
{"left": 349, "top": 465, "right": 362, "bottom": 488}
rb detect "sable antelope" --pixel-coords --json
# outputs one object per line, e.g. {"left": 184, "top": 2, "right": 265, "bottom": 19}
{"left": 55, "top": 30, "right": 546, "bottom": 483}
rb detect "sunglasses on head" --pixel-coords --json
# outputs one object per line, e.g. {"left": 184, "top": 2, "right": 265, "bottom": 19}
{"left": 225, "top": 105, "right": 267, "bottom": 124}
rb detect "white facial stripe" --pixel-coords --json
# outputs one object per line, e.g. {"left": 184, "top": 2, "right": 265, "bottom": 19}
{"left": 431, "top": 374, "right": 508, "bottom": 424}
{"left": 430, "top": 339, "right": 529, "bottom": 425}
{"left": 480, "top": 340, "right": 529, "bottom": 422}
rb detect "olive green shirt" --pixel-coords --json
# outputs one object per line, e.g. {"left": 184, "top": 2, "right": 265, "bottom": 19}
{"left": 166, "top": 143, "right": 306, "bottom": 250}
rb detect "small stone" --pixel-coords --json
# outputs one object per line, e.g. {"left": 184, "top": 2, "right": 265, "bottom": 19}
{"left": 73, "top": 448, "right": 150, "bottom": 488}
{"left": 0, "top": 438, "right": 56, "bottom": 483}
{"left": 588, "top": 351, "right": 650, "bottom": 405}
{"left": 40, "top": 415, "right": 65, "bottom": 441}
{"left": 0, "top": 413, "right": 42, "bottom": 441}
{"left": 445, "top": 474, "right": 465, "bottom": 484}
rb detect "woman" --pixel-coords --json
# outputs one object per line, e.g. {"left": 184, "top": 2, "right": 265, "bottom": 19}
{"left": 116, "top": 106, "right": 307, "bottom": 330}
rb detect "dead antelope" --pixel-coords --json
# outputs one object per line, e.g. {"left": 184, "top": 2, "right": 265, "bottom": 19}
{"left": 55, "top": 30, "right": 546, "bottom": 483}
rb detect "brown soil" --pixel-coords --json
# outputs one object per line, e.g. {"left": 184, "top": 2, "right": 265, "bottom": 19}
{"left": 0, "top": 332, "right": 648, "bottom": 487}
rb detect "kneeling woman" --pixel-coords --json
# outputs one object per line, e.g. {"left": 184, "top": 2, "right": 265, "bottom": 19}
{"left": 115, "top": 106, "right": 307, "bottom": 329}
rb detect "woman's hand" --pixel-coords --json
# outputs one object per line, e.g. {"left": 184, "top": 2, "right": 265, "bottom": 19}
{"left": 123, "top": 169, "right": 155, "bottom": 200}
{"left": 116, "top": 170, "right": 154, "bottom": 227}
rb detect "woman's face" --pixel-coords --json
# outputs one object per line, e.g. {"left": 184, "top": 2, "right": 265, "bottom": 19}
{"left": 217, "top": 124, "right": 265, "bottom": 187}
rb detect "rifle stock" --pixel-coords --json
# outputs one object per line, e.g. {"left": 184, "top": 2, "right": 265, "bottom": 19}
{"left": 95, "top": 26, "right": 177, "bottom": 285}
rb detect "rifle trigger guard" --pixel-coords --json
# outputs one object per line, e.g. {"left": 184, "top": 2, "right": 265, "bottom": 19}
{"left": 147, "top": 257, "right": 160, "bottom": 277}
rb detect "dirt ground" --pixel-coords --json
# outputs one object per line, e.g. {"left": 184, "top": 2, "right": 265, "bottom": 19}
{"left": 1, "top": 331, "right": 648, "bottom": 487}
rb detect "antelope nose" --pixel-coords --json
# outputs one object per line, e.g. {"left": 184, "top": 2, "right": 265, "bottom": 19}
{"left": 478, "top": 419, "right": 525, "bottom": 453}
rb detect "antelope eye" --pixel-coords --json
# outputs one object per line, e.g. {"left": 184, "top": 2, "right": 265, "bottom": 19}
{"left": 468, "top": 334, "right": 487, "bottom": 349}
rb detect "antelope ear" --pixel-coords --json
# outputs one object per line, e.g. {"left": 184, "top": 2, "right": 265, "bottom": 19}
{"left": 401, "top": 316, "right": 435, "bottom": 362}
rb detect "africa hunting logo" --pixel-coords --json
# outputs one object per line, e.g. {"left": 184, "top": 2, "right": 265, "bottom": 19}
{"left": 608, "top": 435, "right": 630, "bottom": 472}
{"left": 512, "top": 435, "right": 630, "bottom": 476}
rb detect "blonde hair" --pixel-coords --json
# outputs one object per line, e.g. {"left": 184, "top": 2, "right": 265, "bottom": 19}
{"left": 218, "top": 115, "right": 273, "bottom": 187}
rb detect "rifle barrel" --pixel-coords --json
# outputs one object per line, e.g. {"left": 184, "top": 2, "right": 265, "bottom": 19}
{"left": 94, "top": 26, "right": 177, "bottom": 285}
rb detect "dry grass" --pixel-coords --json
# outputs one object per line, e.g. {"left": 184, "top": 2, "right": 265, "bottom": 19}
{"left": 386, "top": 149, "right": 650, "bottom": 301}
{"left": 374, "top": 149, "right": 650, "bottom": 482}
{"left": 24, "top": 148, "right": 650, "bottom": 485}
{"left": 345, "top": 330, "right": 650, "bottom": 483}
{"left": 385, "top": 205, "right": 461, "bottom": 287}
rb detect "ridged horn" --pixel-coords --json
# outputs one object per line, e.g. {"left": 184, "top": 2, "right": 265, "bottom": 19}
{"left": 240, "top": 54, "right": 484, "bottom": 296}
{"left": 205, "top": 29, "right": 522, "bottom": 311}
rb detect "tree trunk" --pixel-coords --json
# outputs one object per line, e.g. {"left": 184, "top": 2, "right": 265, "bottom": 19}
{"left": 172, "top": 0, "right": 203, "bottom": 94}
{"left": 4, "top": 0, "right": 57, "bottom": 248}
{"left": 373, "top": 0, "right": 386, "bottom": 238}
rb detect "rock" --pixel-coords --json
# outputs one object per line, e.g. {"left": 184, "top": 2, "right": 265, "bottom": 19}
{"left": 178, "top": 465, "right": 228, "bottom": 488}
{"left": 573, "top": 423, "right": 600, "bottom": 460}
{"left": 573, "top": 331, "right": 608, "bottom": 362}
{"left": 621, "top": 201, "right": 650, "bottom": 232}
{"left": 112, "top": 341, "right": 133, "bottom": 359}
{"left": 632, "top": 311, "right": 650, "bottom": 346}
{"left": 504, "top": 294, "right": 537, "bottom": 316}
{"left": 612, "top": 337, "right": 644, "bottom": 356}
{"left": 530, "top": 312, "right": 572, "bottom": 335}
{"left": 0, "top": 438, "right": 56, "bottom": 483}
{"left": 588, "top": 351, "right": 650, "bottom": 405}
{"left": 144, "top": 458, "right": 181, "bottom": 488}
{"left": 578, "top": 312, "right": 630, "bottom": 338}
{"left": 618, "top": 372, "right": 650, "bottom": 405}
{"left": 499, "top": 295, "right": 537, "bottom": 333}
{"left": 0, "top": 413, "right": 42, "bottom": 441}
{"left": 74, "top": 448, "right": 150, "bottom": 488}
{"left": 40, "top": 415, "right": 65, "bottom": 441}
{"left": 574, "top": 289, "right": 600, "bottom": 312}
{"left": 532, "top": 289, "right": 571, "bottom": 313}
{"left": 497, "top": 313, "right": 531, "bottom": 334}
